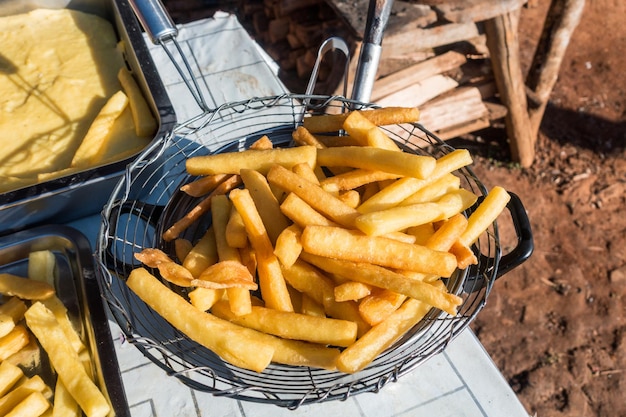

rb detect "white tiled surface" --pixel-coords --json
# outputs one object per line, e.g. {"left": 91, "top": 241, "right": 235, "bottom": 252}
{"left": 72, "top": 12, "right": 531, "bottom": 417}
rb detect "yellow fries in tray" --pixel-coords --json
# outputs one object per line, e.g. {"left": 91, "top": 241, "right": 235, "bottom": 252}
{"left": 130, "top": 106, "right": 511, "bottom": 374}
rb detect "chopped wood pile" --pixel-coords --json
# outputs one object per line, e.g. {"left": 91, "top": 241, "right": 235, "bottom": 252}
{"left": 238, "top": 0, "right": 525, "bottom": 141}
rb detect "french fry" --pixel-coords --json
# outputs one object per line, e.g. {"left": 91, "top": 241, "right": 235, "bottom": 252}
{"left": 0, "top": 375, "right": 49, "bottom": 416}
{"left": 211, "top": 195, "right": 253, "bottom": 316}
{"left": 41, "top": 296, "right": 86, "bottom": 355}
{"left": 300, "top": 294, "right": 326, "bottom": 317}
{"left": 320, "top": 169, "right": 401, "bottom": 193}
{"left": 336, "top": 298, "right": 431, "bottom": 373}
{"left": 342, "top": 110, "right": 400, "bottom": 151}
{"left": 27, "top": 250, "right": 56, "bottom": 287}
{"left": 71, "top": 90, "right": 129, "bottom": 168}
{"left": 225, "top": 206, "right": 248, "bottom": 248}
{"left": 302, "top": 107, "right": 420, "bottom": 133}
{"left": 134, "top": 249, "right": 194, "bottom": 287}
{"left": 355, "top": 202, "right": 443, "bottom": 236}
{"left": 0, "top": 298, "right": 27, "bottom": 324}
{"left": 450, "top": 241, "right": 478, "bottom": 269}
{"left": 400, "top": 173, "right": 461, "bottom": 205}
{"left": 0, "top": 361, "right": 23, "bottom": 397}
{"left": 279, "top": 193, "right": 339, "bottom": 228}
{"left": 174, "top": 238, "right": 193, "bottom": 262}
{"left": 240, "top": 169, "right": 290, "bottom": 245}
{"left": 273, "top": 224, "right": 303, "bottom": 268}
{"left": 0, "top": 314, "right": 15, "bottom": 338}
{"left": 292, "top": 161, "right": 321, "bottom": 184}
{"left": 126, "top": 268, "right": 275, "bottom": 373}
{"left": 4, "top": 391, "right": 50, "bottom": 417}
{"left": 182, "top": 226, "right": 218, "bottom": 278}
{"left": 358, "top": 288, "right": 407, "bottom": 326}
{"left": 334, "top": 281, "right": 372, "bottom": 302}
{"left": 229, "top": 188, "right": 293, "bottom": 312}
{"left": 162, "top": 174, "right": 241, "bottom": 241}
{"left": 301, "top": 253, "right": 462, "bottom": 316}
{"left": 425, "top": 213, "right": 468, "bottom": 252}
{"left": 317, "top": 146, "right": 436, "bottom": 180}
{"left": 180, "top": 173, "right": 229, "bottom": 197}
{"left": 406, "top": 222, "right": 436, "bottom": 245}
{"left": 117, "top": 66, "right": 157, "bottom": 137}
{"left": 52, "top": 379, "right": 80, "bottom": 417}
{"left": 280, "top": 259, "right": 334, "bottom": 306}
{"left": 24, "top": 302, "right": 110, "bottom": 417}
{"left": 185, "top": 146, "right": 317, "bottom": 176}
{"left": 188, "top": 287, "right": 224, "bottom": 312}
{"left": 249, "top": 135, "right": 274, "bottom": 150}
{"left": 357, "top": 148, "right": 473, "bottom": 213}
{"left": 292, "top": 126, "right": 326, "bottom": 149}
{"left": 459, "top": 186, "right": 511, "bottom": 247}
{"left": 211, "top": 301, "right": 358, "bottom": 347}
{"left": 267, "top": 164, "right": 360, "bottom": 228}
{"left": 301, "top": 225, "right": 458, "bottom": 277}
{"left": 337, "top": 190, "right": 360, "bottom": 208}
{"left": 0, "top": 274, "right": 54, "bottom": 301}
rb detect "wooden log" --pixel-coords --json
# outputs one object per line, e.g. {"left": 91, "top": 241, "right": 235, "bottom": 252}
{"left": 381, "top": 22, "right": 480, "bottom": 59}
{"left": 416, "top": 86, "right": 489, "bottom": 133}
{"left": 371, "top": 51, "right": 468, "bottom": 102}
{"left": 437, "top": 117, "right": 491, "bottom": 140}
{"left": 484, "top": 10, "right": 535, "bottom": 167}
{"left": 525, "top": 0, "right": 585, "bottom": 139}
{"left": 376, "top": 74, "right": 460, "bottom": 108}
{"left": 434, "top": 0, "right": 527, "bottom": 23}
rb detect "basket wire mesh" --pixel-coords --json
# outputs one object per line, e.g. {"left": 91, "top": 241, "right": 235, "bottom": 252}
{"left": 95, "top": 91, "right": 503, "bottom": 408}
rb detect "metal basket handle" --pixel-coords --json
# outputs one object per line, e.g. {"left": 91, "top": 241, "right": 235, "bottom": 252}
{"left": 494, "top": 192, "right": 534, "bottom": 278}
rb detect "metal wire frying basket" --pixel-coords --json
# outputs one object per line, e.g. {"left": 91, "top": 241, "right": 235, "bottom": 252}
{"left": 95, "top": 0, "right": 533, "bottom": 410}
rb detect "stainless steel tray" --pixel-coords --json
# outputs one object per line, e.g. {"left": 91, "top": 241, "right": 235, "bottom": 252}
{"left": 0, "top": 0, "right": 176, "bottom": 235}
{"left": 0, "top": 225, "right": 130, "bottom": 417}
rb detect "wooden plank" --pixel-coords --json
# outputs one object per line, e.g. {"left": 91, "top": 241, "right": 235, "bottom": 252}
{"left": 381, "top": 22, "right": 480, "bottom": 58}
{"left": 371, "top": 51, "right": 467, "bottom": 102}
{"left": 434, "top": 0, "right": 527, "bottom": 23}
{"left": 416, "top": 86, "right": 489, "bottom": 133}
{"left": 376, "top": 74, "right": 459, "bottom": 108}
{"left": 484, "top": 11, "right": 535, "bottom": 167}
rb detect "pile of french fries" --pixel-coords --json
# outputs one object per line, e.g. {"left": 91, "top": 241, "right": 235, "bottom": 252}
{"left": 129, "top": 106, "right": 511, "bottom": 374}
{"left": 0, "top": 251, "right": 111, "bottom": 417}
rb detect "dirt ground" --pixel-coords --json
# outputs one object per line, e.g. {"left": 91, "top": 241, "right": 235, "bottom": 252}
{"left": 468, "top": 1, "right": 626, "bottom": 417}
{"left": 161, "top": 1, "right": 625, "bottom": 415}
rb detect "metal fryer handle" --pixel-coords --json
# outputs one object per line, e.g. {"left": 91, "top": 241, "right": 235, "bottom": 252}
{"left": 351, "top": 0, "right": 395, "bottom": 103}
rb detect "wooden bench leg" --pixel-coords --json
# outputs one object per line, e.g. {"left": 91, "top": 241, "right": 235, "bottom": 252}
{"left": 484, "top": 9, "right": 535, "bottom": 167}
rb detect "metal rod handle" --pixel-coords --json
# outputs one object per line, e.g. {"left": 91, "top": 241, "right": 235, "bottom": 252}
{"left": 128, "top": 0, "right": 178, "bottom": 44}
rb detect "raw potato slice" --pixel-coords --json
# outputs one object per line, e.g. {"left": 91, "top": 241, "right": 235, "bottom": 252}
{"left": 117, "top": 67, "right": 157, "bottom": 137}
{"left": 71, "top": 90, "right": 129, "bottom": 168}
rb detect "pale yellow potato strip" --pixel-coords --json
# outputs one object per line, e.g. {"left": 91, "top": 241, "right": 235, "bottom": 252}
{"left": 53, "top": 379, "right": 80, "bottom": 417}
{"left": 303, "top": 107, "right": 420, "bottom": 133}
{"left": 292, "top": 126, "right": 326, "bottom": 148}
{"left": 24, "top": 302, "right": 110, "bottom": 417}
{"left": 400, "top": 173, "right": 461, "bottom": 205}
{"left": 0, "top": 314, "right": 15, "bottom": 338}
{"left": 27, "top": 250, "right": 56, "bottom": 287}
{"left": 355, "top": 202, "right": 443, "bottom": 236}
{"left": 225, "top": 206, "right": 248, "bottom": 248}
{"left": 336, "top": 298, "right": 431, "bottom": 373}
{"left": 0, "top": 361, "right": 23, "bottom": 397}
{"left": 273, "top": 224, "right": 302, "bottom": 268}
{"left": 211, "top": 195, "right": 252, "bottom": 316}
{"left": 267, "top": 164, "right": 360, "bottom": 228}
{"left": 127, "top": 268, "right": 274, "bottom": 372}
{"left": 0, "top": 298, "right": 27, "bottom": 324}
{"left": 334, "top": 281, "right": 372, "bottom": 302}
{"left": 358, "top": 288, "right": 407, "bottom": 326}
{"left": 71, "top": 90, "right": 129, "bottom": 167}
{"left": 0, "top": 274, "right": 54, "bottom": 300}
{"left": 342, "top": 110, "right": 400, "bottom": 151}
{"left": 301, "top": 253, "right": 461, "bottom": 316}
{"left": 301, "top": 225, "right": 457, "bottom": 277}
{"left": 185, "top": 146, "right": 316, "bottom": 176}
{"left": 180, "top": 173, "right": 229, "bottom": 197}
{"left": 357, "top": 149, "right": 473, "bottom": 213}
{"left": 280, "top": 259, "right": 335, "bottom": 306}
{"left": 41, "top": 296, "right": 86, "bottom": 354}
{"left": 182, "top": 226, "right": 218, "bottom": 278}
{"left": 117, "top": 66, "right": 157, "bottom": 137}
{"left": 459, "top": 186, "right": 511, "bottom": 247}
{"left": 229, "top": 188, "right": 293, "bottom": 312}
{"left": 5, "top": 391, "right": 50, "bottom": 417}
{"left": 240, "top": 169, "right": 291, "bottom": 245}
{"left": 211, "top": 302, "right": 357, "bottom": 347}
{"left": 279, "top": 193, "right": 339, "bottom": 228}
{"left": 0, "top": 326, "right": 30, "bottom": 361}
{"left": 292, "top": 162, "right": 321, "bottom": 184}
{"left": 317, "top": 147, "right": 436, "bottom": 180}
{"left": 320, "top": 169, "right": 401, "bottom": 193}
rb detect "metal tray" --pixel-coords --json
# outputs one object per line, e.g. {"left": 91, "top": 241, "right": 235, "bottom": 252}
{"left": 0, "top": 0, "right": 176, "bottom": 236}
{"left": 0, "top": 225, "right": 130, "bottom": 417}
